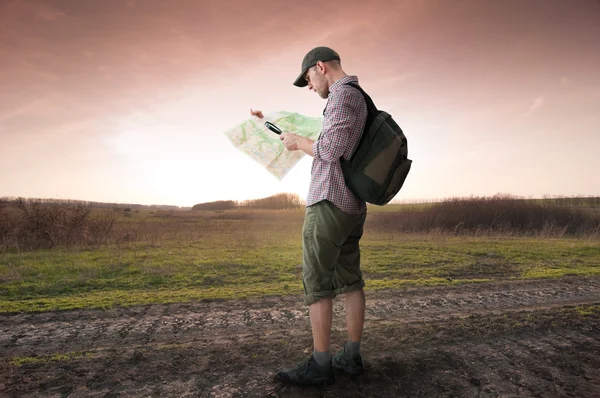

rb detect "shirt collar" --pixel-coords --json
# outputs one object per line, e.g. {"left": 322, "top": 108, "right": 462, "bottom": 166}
{"left": 329, "top": 75, "right": 359, "bottom": 93}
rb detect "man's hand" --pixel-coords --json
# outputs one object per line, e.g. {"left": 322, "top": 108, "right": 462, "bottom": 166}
{"left": 251, "top": 109, "right": 314, "bottom": 156}
{"left": 280, "top": 132, "right": 301, "bottom": 151}
{"left": 281, "top": 133, "right": 314, "bottom": 157}
{"left": 250, "top": 109, "right": 264, "bottom": 119}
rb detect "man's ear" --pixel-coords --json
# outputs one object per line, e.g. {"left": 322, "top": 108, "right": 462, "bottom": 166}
{"left": 316, "top": 61, "right": 326, "bottom": 75}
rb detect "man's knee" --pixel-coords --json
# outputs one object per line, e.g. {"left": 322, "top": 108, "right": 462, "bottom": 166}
{"left": 304, "top": 289, "right": 335, "bottom": 306}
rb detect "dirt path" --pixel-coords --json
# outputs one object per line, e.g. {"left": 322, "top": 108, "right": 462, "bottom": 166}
{"left": 1, "top": 277, "right": 600, "bottom": 397}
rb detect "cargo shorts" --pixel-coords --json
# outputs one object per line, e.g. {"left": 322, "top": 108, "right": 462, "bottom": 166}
{"left": 302, "top": 200, "right": 367, "bottom": 306}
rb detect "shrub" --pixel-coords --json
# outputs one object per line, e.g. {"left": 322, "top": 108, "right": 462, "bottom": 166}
{"left": 369, "top": 194, "right": 600, "bottom": 237}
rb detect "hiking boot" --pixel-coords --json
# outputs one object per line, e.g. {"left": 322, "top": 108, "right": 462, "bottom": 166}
{"left": 332, "top": 349, "right": 364, "bottom": 376}
{"left": 276, "top": 355, "right": 335, "bottom": 386}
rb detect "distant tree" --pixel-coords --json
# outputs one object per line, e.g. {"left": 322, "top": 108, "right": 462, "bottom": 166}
{"left": 240, "top": 193, "right": 304, "bottom": 210}
{"left": 192, "top": 200, "right": 237, "bottom": 211}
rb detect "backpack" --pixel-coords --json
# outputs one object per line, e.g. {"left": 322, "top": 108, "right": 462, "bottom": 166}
{"left": 339, "top": 82, "right": 412, "bottom": 205}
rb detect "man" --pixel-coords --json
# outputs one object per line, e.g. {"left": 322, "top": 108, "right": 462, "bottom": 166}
{"left": 251, "top": 46, "right": 368, "bottom": 386}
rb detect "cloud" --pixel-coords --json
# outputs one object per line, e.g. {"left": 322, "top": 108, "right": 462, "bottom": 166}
{"left": 1, "top": 0, "right": 66, "bottom": 24}
{"left": 522, "top": 96, "right": 545, "bottom": 118}
{"left": 561, "top": 76, "right": 573, "bottom": 87}
{"left": 375, "top": 73, "right": 419, "bottom": 87}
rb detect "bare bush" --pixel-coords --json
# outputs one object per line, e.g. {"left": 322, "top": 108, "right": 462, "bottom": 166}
{"left": 368, "top": 194, "right": 600, "bottom": 237}
{"left": 1, "top": 199, "right": 120, "bottom": 251}
{"left": 3, "top": 194, "right": 599, "bottom": 252}
{"left": 12, "top": 198, "right": 90, "bottom": 249}
{"left": 0, "top": 200, "right": 20, "bottom": 251}
{"left": 86, "top": 208, "right": 120, "bottom": 247}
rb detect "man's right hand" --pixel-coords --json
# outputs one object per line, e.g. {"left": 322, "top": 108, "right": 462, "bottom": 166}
{"left": 250, "top": 109, "right": 264, "bottom": 119}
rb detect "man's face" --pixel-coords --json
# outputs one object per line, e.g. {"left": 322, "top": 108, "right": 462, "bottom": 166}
{"left": 304, "top": 64, "right": 329, "bottom": 99}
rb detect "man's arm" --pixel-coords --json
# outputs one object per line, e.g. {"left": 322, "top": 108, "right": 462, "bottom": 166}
{"left": 297, "top": 136, "right": 314, "bottom": 157}
{"left": 278, "top": 88, "right": 366, "bottom": 159}
{"left": 312, "top": 89, "right": 366, "bottom": 163}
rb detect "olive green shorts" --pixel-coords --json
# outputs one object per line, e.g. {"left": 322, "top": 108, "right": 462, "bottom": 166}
{"left": 302, "top": 200, "right": 367, "bottom": 306}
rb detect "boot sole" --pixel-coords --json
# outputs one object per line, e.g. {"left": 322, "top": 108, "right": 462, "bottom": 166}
{"left": 332, "top": 362, "right": 364, "bottom": 377}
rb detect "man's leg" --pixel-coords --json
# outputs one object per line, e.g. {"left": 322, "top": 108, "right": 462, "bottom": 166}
{"left": 276, "top": 202, "right": 341, "bottom": 385}
{"left": 330, "top": 288, "right": 366, "bottom": 375}
{"left": 331, "top": 208, "right": 367, "bottom": 375}
{"left": 344, "top": 288, "right": 365, "bottom": 344}
{"left": 309, "top": 296, "right": 333, "bottom": 365}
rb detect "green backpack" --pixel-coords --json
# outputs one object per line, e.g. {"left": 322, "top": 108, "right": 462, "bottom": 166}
{"left": 339, "top": 82, "right": 412, "bottom": 205}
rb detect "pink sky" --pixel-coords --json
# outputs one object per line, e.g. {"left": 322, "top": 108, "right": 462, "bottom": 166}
{"left": 1, "top": 0, "right": 599, "bottom": 206}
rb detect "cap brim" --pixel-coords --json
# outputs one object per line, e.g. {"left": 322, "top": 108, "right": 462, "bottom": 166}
{"left": 293, "top": 71, "right": 308, "bottom": 87}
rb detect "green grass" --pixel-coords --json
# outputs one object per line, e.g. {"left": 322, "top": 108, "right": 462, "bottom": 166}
{"left": 574, "top": 305, "right": 600, "bottom": 316}
{"left": 1, "top": 214, "right": 599, "bottom": 313}
{"left": 9, "top": 351, "right": 95, "bottom": 366}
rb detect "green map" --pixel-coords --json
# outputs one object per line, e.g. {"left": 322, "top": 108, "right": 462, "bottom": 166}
{"left": 224, "top": 111, "right": 323, "bottom": 179}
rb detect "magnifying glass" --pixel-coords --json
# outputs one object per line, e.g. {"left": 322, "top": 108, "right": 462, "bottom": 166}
{"left": 265, "top": 121, "right": 282, "bottom": 135}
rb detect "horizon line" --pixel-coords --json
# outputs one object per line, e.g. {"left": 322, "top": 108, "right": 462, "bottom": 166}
{"left": 2, "top": 192, "right": 600, "bottom": 209}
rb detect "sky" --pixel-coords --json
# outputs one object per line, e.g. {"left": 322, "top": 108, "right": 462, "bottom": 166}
{"left": 1, "top": 0, "right": 599, "bottom": 207}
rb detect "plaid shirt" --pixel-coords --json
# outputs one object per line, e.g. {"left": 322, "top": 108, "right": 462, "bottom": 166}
{"left": 307, "top": 75, "right": 368, "bottom": 214}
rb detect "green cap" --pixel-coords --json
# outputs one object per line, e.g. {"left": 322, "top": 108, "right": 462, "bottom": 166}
{"left": 293, "top": 46, "right": 341, "bottom": 87}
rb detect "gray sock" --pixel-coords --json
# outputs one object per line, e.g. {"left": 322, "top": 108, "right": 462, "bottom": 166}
{"left": 312, "top": 350, "right": 330, "bottom": 367}
{"left": 345, "top": 341, "right": 361, "bottom": 357}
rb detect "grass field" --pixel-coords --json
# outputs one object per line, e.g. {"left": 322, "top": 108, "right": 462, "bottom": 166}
{"left": 2, "top": 202, "right": 600, "bottom": 397}
{"left": 2, "top": 207, "right": 599, "bottom": 313}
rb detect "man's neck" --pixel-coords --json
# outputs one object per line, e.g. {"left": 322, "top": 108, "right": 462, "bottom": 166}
{"left": 327, "top": 71, "right": 348, "bottom": 88}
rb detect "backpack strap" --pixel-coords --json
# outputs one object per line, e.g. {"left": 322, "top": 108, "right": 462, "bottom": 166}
{"left": 322, "top": 81, "right": 378, "bottom": 121}
{"left": 343, "top": 82, "right": 378, "bottom": 119}
{"left": 322, "top": 81, "right": 378, "bottom": 162}
{"left": 342, "top": 82, "right": 378, "bottom": 162}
